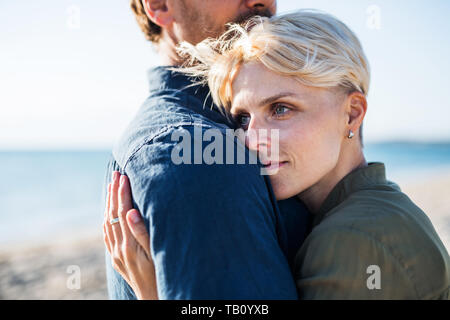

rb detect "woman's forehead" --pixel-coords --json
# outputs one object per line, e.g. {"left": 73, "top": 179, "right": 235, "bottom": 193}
{"left": 231, "top": 63, "right": 311, "bottom": 105}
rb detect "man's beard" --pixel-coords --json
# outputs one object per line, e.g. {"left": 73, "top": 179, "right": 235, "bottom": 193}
{"left": 234, "top": 8, "right": 274, "bottom": 26}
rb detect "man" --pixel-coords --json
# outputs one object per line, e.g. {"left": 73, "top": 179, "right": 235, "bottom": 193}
{"left": 103, "top": 0, "right": 310, "bottom": 299}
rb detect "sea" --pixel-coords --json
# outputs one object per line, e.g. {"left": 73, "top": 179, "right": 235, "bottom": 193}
{"left": 1, "top": 142, "right": 450, "bottom": 248}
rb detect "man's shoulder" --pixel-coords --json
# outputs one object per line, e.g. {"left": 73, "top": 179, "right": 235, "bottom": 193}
{"left": 113, "top": 92, "right": 231, "bottom": 170}
{"left": 124, "top": 122, "right": 262, "bottom": 182}
{"left": 118, "top": 110, "right": 274, "bottom": 221}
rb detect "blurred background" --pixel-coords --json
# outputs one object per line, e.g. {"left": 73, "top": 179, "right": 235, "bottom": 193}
{"left": 1, "top": 0, "right": 449, "bottom": 299}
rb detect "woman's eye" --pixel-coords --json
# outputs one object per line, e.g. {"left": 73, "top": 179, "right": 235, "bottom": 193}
{"left": 273, "top": 104, "right": 290, "bottom": 116}
{"left": 236, "top": 114, "right": 250, "bottom": 127}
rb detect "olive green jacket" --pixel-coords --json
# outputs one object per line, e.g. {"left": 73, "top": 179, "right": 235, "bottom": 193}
{"left": 294, "top": 163, "right": 450, "bottom": 300}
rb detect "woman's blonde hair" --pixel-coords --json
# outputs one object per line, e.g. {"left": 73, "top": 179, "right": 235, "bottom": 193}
{"left": 176, "top": 9, "right": 370, "bottom": 111}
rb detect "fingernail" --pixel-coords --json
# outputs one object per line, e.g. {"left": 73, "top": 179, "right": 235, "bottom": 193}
{"left": 112, "top": 171, "right": 119, "bottom": 182}
{"left": 130, "top": 211, "right": 141, "bottom": 223}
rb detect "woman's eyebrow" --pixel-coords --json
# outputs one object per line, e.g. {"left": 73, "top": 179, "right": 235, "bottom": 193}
{"left": 258, "top": 92, "right": 299, "bottom": 107}
{"left": 231, "top": 92, "right": 300, "bottom": 113}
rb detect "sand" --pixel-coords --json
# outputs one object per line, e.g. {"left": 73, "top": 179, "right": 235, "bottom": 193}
{"left": 0, "top": 234, "right": 107, "bottom": 300}
{"left": 1, "top": 172, "right": 449, "bottom": 300}
{"left": 398, "top": 172, "right": 450, "bottom": 251}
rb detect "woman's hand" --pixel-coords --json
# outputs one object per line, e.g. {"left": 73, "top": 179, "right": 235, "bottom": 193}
{"left": 103, "top": 171, "right": 158, "bottom": 300}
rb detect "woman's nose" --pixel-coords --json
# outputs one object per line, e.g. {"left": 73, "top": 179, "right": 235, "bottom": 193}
{"left": 245, "top": 118, "right": 271, "bottom": 152}
{"left": 244, "top": 0, "right": 276, "bottom": 12}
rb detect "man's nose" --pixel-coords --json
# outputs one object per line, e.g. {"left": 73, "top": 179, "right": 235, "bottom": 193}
{"left": 244, "top": 0, "right": 276, "bottom": 13}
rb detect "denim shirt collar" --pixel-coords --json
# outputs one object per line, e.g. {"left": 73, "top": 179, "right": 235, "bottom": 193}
{"left": 147, "top": 66, "right": 236, "bottom": 128}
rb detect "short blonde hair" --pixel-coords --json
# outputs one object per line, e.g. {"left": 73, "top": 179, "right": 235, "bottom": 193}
{"left": 177, "top": 10, "right": 370, "bottom": 111}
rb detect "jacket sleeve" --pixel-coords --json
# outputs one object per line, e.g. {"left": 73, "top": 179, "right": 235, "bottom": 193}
{"left": 125, "top": 126, "right": 298, "bottom": 299}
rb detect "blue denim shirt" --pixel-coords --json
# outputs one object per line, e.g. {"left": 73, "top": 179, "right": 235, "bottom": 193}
{"left": 103, "top": 66, "right": 311, "bottom": 300}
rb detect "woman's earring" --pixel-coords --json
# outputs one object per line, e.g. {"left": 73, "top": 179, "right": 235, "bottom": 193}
{"left": 348, "top": 130, "right": 354, "bottom": 139}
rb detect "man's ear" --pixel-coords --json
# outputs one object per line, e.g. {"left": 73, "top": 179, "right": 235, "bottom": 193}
{"left": 346, "top": 91, "right": 367, "bottom": 135}
{"left": 142, "top": 0, "right": 173, "bottom": 28}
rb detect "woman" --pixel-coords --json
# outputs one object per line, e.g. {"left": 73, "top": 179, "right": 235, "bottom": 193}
{"left": 103, "top": 10, "right": 450, "bottom": 299}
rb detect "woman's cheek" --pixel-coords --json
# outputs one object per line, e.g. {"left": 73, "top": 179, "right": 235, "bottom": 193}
{"left": 295, "top": 125, "right": 334, "bottom": 173}
{"left": 317, "top": 132, "right": 342, "bottom": 172}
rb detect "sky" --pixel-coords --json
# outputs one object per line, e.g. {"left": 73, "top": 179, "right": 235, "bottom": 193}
{"left": 1, "top": 0, "right": 449, "bottom": 150}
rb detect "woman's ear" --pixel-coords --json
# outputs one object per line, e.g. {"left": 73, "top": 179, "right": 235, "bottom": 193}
{"left": 346, "top": 91, "right": 367, "bottom": 136}
{"left": 142, "top": 0, "right": 174, "bottom": 28}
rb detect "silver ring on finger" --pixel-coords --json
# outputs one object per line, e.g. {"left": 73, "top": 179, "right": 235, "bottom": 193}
{"left": 110, "top": 217, "right": 120, "bottom": 225}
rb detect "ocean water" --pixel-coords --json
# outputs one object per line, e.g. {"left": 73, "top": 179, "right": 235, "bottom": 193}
{"left": 364, "top": 142, "right": 450, "bottom": 182}
{"left": 0, "top": 151, "right": 111, "bottom": 248}
{"left": 1, "top": 143, "right": 450, "bottom": 247}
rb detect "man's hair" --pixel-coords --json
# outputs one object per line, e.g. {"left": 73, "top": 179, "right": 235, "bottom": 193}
{"left": 130, "top": 0, "right": 162, "bottom": 43}
{"left": 177, "top": 10, "right": 370, "bottom": 142}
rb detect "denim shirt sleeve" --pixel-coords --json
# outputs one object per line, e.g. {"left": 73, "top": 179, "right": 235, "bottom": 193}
{"left": 121, "top": 125, "right": 299, "bottom": 300}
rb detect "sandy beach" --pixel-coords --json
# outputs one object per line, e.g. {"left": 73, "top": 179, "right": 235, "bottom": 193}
{"left": 0, "top": 234, "right": 107, "bottom": 300}
{"left": 399, "top": 172, "right": 450, "bottom": 252}
{"left": 1, "top": 171, "right": 449, "bottom": 300}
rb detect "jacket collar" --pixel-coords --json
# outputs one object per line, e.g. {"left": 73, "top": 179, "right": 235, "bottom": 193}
{"left": 147, "top": 66, "right": 236, "bottom": 128}
{"left": 314, "top": 162, "right": 399, "bottom": 226}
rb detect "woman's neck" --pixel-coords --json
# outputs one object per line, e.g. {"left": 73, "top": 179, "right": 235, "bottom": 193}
{"left": 298, "top": 149, "right": 367, "bottom": 214}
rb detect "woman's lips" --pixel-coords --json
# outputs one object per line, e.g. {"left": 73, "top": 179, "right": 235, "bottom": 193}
{"left": 262, "top": 161, "right": 288, "bottom": 171}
